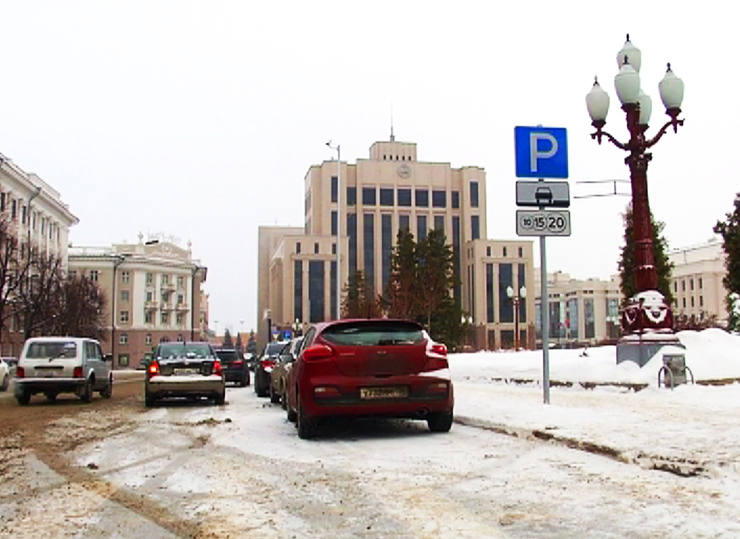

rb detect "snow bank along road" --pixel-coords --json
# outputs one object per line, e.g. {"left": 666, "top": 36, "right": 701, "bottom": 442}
{"left": 1, "top": 378, "right": 739, "bottom": 538}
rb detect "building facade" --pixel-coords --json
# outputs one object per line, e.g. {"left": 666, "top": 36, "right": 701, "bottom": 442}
{"left": 668, "top": 239, "right": 729, "bottom": 325}
{"left": 257, "top": 138, "right": 535, "bottom": 352}
{"left": 69, "top": 237, "right": 208, "bottom": 368}
{"left": 0, "top": 153, "right": 79, "bottom": 357}
{"left": 534, "top": 272, "right": 623, "bottom": 347}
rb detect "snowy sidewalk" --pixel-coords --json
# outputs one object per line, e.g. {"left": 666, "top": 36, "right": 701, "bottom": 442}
{"left": 453, "top": 380, "right": 740, "bottom": 478}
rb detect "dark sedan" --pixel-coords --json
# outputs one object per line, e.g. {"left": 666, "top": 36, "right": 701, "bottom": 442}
{"left": 284, "top": 319, "right": 454, "bottom": 439}
{"left": 215, "top": 348, "right": 250, "bottom": 387}
{"left": 254, "top": 341, "right": 289, "bottom": 398}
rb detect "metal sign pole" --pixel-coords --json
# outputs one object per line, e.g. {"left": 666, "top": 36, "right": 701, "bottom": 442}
{"left": 540, "top": 234, "right": 550, "bottom": 404}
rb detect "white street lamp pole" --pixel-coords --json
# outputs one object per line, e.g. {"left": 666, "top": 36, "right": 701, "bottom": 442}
{"left": 327, "top": 140, "right": 341, "bottom": 320}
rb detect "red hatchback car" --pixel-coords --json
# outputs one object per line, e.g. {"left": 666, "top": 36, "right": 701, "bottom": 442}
{"left": 284, "top": 319, "right": 454, "bottom": 439}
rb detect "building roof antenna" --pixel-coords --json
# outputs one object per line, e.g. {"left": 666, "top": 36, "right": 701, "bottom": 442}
{"left": 390, "top": 104, "right": 395, "bottom": 142}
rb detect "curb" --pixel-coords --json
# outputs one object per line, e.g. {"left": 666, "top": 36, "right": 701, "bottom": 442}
{"left": 455, "top": 415, "right": 708, "bottom": 478}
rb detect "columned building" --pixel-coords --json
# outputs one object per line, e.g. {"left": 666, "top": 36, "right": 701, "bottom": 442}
{"left": 668, "top": 239, "right": 729, "bottom": 325}
{"left": 0, "top": 154, "right": 78, "bottom": 356}
{"left": 534, "top": 272, "right": 623, "bottom": 347}
{"left": 257, "top": 138, "right": 535, "bottom": 352}
{"left": 69, "top": 237, "right": 208, "bottom": 368}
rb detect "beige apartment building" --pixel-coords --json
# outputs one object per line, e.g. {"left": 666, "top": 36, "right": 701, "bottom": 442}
{"left": 69, "top": 236, "right": 208, "bottom": 368}
{"left": 257, "top": 138, "right": 535, "bottom": 351}
{"left": 0, "top": 153, "right": 78, "bottom": 356}
{"left": 534, "top": 272, "right": 623, "bottom": 347}
{"left": 668, "top": 239, "right": 729, "bottom": 325}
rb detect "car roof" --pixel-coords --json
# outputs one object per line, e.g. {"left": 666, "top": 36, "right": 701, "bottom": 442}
{"left": 311, "top": 318, "right": 425, "bottom": 332}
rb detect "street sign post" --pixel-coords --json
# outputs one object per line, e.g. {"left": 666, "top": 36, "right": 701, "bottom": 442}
{"left": 514, "top": 126, "right": 569, "bottom": 179}
{"left": 516, "top": 209, "right": 571, "bottom": 237}
{"left": 516, "top": 180, "right": 570, "bottom": 208}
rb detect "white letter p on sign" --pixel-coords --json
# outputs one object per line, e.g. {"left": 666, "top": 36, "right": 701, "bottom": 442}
{"left": 529, "top": 132, "right": 558, "bottom": 174}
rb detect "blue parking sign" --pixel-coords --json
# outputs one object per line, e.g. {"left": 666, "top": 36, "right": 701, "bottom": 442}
{"left": 515, "top": 126, "right": 568, "bottom": 179}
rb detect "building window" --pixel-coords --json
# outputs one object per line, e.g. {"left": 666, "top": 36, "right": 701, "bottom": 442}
{"left": 434, "top": 215, "right": 445, "bottom": 235}
{"left": 177, "top": 275, "right": 184, "bottom": 288}
{"left": 486, "top": 246, "right": 491, "bottom": 257}
{"left": 398, "top": 189, "right": 412, "bottom": 207}
{"left": 121, "top": 290, "right": 129, "bottom": 302}
{"left": 176, "top": 312, "right": 184, "bottom": 325}
{"left": 363, "top": 213, "right": 375, "bottom": 291}
{"left": 417, "top": 215, "right": 427, "bottom": 241}
{"left": 518, "top": 247, "right": 523, "bottom": 258}
{"left": 432, "top": 190, "right": 446, "bottom": 208}
{"left": 415, "top": 189, "right": 429, "bottom": 207}
{"left": 471, "top": 216, "right": 480, "bottom": 240}
{"left": 121, "top": 270, "right": 130, "bottom": 284}
{"left": 296, "top": 242, "right": 301, "bottom": 254}
{"left": 699, "top": 295, "right": 704, "bottom": 307}
{"left": 332, "top": 243, "right": 336, "bottom": 255}
{"left": 452, "top": 191, "right": 460, "bottom": 209}
{"left": 146, "top": 290, "right": 153, "bottom": 302}
{"left": 348, "top": 213, "right": 357, "bottom": 277}
{"left": 144, "top": 333, "right": 152, "bottom": 345}
{"left": 146, "top": 272, "right": 153, "bottom": 286}
{"left": 399, "top": 214, "right": 410, "bottom": 231}
{"left": 681, "top": 280, "right": 685, "bottom": 291}
{"left": 470, "top": 181, "right": 479, "bottom": 208}
{"left": 162, "top": 274, "right": 169, "bottom": 285}
{"left": 690, "top": 296, "right": 695, "bottom": 308}
{"left": 294, "top": 260, "right": 303, "bottom": 323}
{"left": 674, "top": 281, "right": 678, "bottom": 292}
{"left": 21, "top": 205, "right": 27, "bottom": 225}
{"left": 690, "top": 278, "right": 694, "bottom": 291}
{"left": 68, "top": 270, "right": 77, "bottom": 279}
{"left": 161, "top": 312, "right": 169, "bottom": 325}
{"left": 308, "top": 260, "right": 325, "bottom": 323}
{"left": 362, "top": 187, "right": 376, "bottom": 205}
{"left": 117, "top": 354, "right": 129, "bottom": 367}
{"left": 176, "top": 334, "right": 184, "bottom": 342}
{"left": 379, "top": 188, "right": 394, "bottom": 206}
{"left": 346, "top": 186, "right": 356, "bottom": 206}
{"left": 120, "top": 311, "right": 129, "bottom": 323}
{"left": 382, "top": 214, "right": 392, "bottom": 291}
{"left": 11, "top": 199, "right": 16, "bottom": 220}
{"left": 331, "top": 176, "right": 338, "bottom": 203}
{"left": 503, "top": 246, "right": 508, "bottom": 257}
{"left": 90, "top": 270, "right": 99, "bottom": 282}
{"left": 486, "top": 263, "right": 495, "bottom": 323}
{"left": 699, "top": 277, "right": 703, "bottom": 289}
{"left": 145, "top": 311, "right": 154, "bottom": 324}
{"left": 682, "top": 297, "right": 686, "bottom": 308}
{"left": 314, "top": 242, "right": 319, "bottom": 254}
{"left": 119, "top": 333, "right": 128, "bottom": 345}
{"left": 177, "top": 293, "right": 184, "bottom": 304}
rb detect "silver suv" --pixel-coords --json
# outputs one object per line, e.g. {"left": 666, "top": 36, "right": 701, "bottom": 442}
{"left": 14, "top": 337, "right": 113, "bottom": 405}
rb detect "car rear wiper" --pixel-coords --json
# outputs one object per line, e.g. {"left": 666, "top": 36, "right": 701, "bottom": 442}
{"left": 377, "top": 339, "right": 414, "bottom": 346}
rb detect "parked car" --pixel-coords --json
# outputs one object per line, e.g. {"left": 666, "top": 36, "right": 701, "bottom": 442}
{"left": 269, "top": 337, "right": 303, "bottom": 406}
{"left": 215, "top": 348, "right": 250, "bottom": 387}
{"left": 13, "top": 337, "right": 113, "bottom": 405}
{"left": 284, "top": 319, "right": 454, "bottom": 439}
{"left": 254, "top": 341, "right": 289, "bottom": 397}
{"left": 0, "top": 358, "right": 11, "bottom": 391}
{"left": 144, "top": 341, "right": 225, "bottom": 407}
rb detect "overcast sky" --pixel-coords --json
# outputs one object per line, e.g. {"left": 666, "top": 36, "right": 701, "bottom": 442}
{"left": 1, "top": 1, "right": 736, "bottom": 332}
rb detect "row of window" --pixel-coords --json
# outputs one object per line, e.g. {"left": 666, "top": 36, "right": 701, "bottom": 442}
{"left": 120, "top": 310, "right": 188, "bottom": 325}
{"left": 330, "top": 179, "right": 479, "bottom": 209}
{"left": 674, "top": 277, "right": 703, "bottom": 292}
{"left": 674, "top": 296, "right": 704, "bottom": 309}
{"left": 118, "top": 333, "right": 188, "bottom": 346}
{"left": 71, "top": 269, "right": 188, "bottom": 289}
{"left": 484, "top": 245, "right": 524, "bottom": 258}
{"left": 0, "top": 191, "right": 63, "bottom": 243}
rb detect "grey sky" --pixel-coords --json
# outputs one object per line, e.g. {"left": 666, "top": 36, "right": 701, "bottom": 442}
{"left": 1, "top": 1, "right": 736, "bottom": 332}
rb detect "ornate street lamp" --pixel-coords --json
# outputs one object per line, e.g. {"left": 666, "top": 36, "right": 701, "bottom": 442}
{"left": 507, "top": 286, "right": 527, "bottom": 350}
{"left": 586, "top": 35, "right": 685, "bottom": 363}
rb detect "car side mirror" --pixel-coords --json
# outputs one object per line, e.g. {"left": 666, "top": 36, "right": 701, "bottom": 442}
{"left": 104, "top": 354, "right": 113, "bottom": 362}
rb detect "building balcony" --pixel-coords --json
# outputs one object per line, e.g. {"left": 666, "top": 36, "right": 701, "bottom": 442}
{"left": 162, "top": 281, "right": 176, "bottom": 291}
{"left": 160, "top": 302, "right": 174, "bottom": 312}
{"left": 145, "top": 301, "right": 158, "bottom": 311}
{"left": 176, "top": 303, "right": 190, "bottom": 312}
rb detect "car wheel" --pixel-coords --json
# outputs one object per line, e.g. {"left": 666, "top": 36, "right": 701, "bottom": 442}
{"left": 427, "top": 409, "right": 454, "bottom": 433}
{"left": 280, "top": 390, "right": 287, "bottom": 411}
{"left": 269, "top": 384, "right": 280, "bottom": 404}
{"left": 145, "top": 393, "right": 156, "bottom": 407}
{"left": 214, "top": 391, "right": 226, "bottom": 405}
{"left": 256, "top": 375, "right": 268, "bottom": 398}
{"left": 296, "top": 393, "right": 317, "bottom": 439}
{"left": 240, "top": 372, "right": 248, "bottom": 388}
{"left": 0, "top": 373, "right": 8, "bottom": 392}
{"left": 79, "top": 378, "right": 93, "bottom": 403}
{"left": 245, "top": 371, "right": 251, "bottom": 386}
{"left": 45, "top": 392, "right": 58, "bottom": 401}
{"left": 16, "top": 388, "right": 30, "bottom": 405}
{"left": 100, "top": 377, "right": 113, "bottom": 399}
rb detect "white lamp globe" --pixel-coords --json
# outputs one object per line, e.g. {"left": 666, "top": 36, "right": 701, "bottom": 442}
{"left": 637, "top": 89, "right": 653, "bottom": 126}
{"left": 614, "top": 60, "right": 640, "bottom": 105}
{"left": 617, "top": 35, "right": 642, "bottom": 73}
{"left": 659, "top": 63, "right": 684, "bottom": 111}
{"left": 520, "top": 286, "right": 527, "bottom": 299}
{"left": 586, "top": 77, "right": 610, "bottom": 124}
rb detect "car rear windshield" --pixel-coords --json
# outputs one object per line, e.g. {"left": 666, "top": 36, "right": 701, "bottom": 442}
{"left": 26, "top": 341, "right": 77, "bottom": 359}
{"left": 321, "top": 321, "right": 424, "bottom": 346}
{"left": 215, "top": 350, "right": 239, "bottom": 362}
{"left": 157, "top": 344, "right": 214, "bottom": 359}
{"left": 264, "top": 342, "right": 287, "bottom": 355}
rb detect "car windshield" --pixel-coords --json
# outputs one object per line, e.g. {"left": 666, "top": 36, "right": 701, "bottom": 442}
{"left": 264, "top": 342, "right": 287, "bottom": 356}
{"left": 322, "top": 321, "right": 424, "bottom": 346}
{"left": 157, "top": 343, "right": 214, "bottom": 359}
{"left": 26, "top": 341, "right": 77, "bottom": 359}
{"left": 215, "top": 350, "right": 239, "bottom": 362}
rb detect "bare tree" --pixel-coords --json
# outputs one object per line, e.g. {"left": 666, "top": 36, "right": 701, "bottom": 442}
{"left": 52, "top": 274, "right": 108, "bottom": 340}
{"left": 16, "top": 248, "right": 64, "bottom": 340}
{"left": 0, "top": 214, "right": 33, "bottom": 346}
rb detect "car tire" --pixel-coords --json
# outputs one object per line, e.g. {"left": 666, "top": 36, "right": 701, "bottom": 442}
{"left": 240, "top": 372, "right": 248, "bottom": 388}
{"left": 427, "top": 409, "right": 454, "bottom": 433}
{"left": 16, "top": 388, "right": 30, "bottom": 406}
{"left": 256, "top": 375, "right": 268, "bottom": 398}
{"left": 0, "top": 373, "right": 8, "bottom": 392}
{"left": 245, "top": 371, "right": 251, "bottom": 386}
{"left": 269, "top": 384, "right": 280, "bottom": 404}
{"left": 100, "top": 377, "right": 113, "bottom": 399}
{"left": 145, "top": 393, "right": 156, "bottom": 407}
{"left": 296, "top": 393, "right": 317, "bottom": 439}
{"left": 280, "top": 391, "right": 287, "bottom": 411}
{"left": 79, "top": 378, "right": 93, "bottom": 403}
{"left": 214, "top": 391, "right": 226, "bottom": 405}
{"left": 45, "top": 392, "right": 58, "bottom": 401}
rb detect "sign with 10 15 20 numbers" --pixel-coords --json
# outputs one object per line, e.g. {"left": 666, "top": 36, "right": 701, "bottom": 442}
{"left": 516, "top": 209, "right": 571, "bottom": 237}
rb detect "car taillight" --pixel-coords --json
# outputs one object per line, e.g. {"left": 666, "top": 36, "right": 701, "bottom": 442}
{"left": 212, "top": 360, "right": 223, "bottom": 376}
{"left": 73, "top": 366, "right": 83, "bottom": 378}
{"left": 426, "top": 382, "right": 449, "bottom": 394}
{"left": 314, "top": 386, "right": 340, "bottom": 399}
{"left": 232, "top": 359, "right": 242, "bottom": 365}
{"left": 424, "top": 342, "right": 449, "bottom": 371}
{"left": 15, "top": 366, "right": 24, "bottom": 378}
{"left": 147, "top": 361, "right": 160, "bottom": 378}
{"left": 260, "top": 359, "right": 276, "bottom": 369}
{"left": 302, "top": 344, "right": 335, "bottom": 362}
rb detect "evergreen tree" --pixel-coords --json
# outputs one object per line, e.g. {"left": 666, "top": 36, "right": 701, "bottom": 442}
{"left": 235, "top": 332, "right": 243, "bottom": 351}
{"left": 416, "top": 229, "right": 456, "bottom": 335}
{"left": 384, "top": 229, "right": 418, "bottom": 319}
{"left": 618, "top": 202, "right": 674, "bottom": 307}
{"left": 714, "top": 192, "right": 740, "bottom": 331}
{"left": 222, "top": 328, "right": 233, "bottom": 347}
{"left": 341, "top": 271, "right": 381, "bottom": 318}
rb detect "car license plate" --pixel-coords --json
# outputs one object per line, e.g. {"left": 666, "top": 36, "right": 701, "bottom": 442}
{"left": 360, "top": 386, "right": 408, "bottom": 400}
{"left": 173, "top": 368, "right": 199, "bottom": 375}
